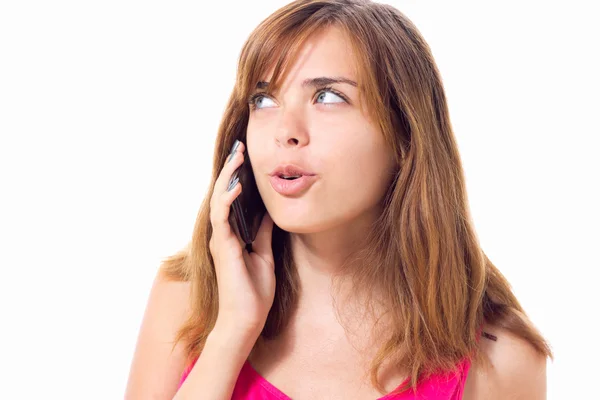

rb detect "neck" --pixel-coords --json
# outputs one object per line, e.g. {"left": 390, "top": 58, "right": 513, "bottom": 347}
{"left": 289, "top": 204, "right": 381, "bottom": 314}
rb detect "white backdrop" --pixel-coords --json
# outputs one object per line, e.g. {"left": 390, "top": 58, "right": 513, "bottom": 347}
{"left": 1, "top": 1, "right": 598, "bottom": 399}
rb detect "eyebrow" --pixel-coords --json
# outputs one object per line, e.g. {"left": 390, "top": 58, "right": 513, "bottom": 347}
{"left": 255, "top": 76, "right": 357, "bottom": 90}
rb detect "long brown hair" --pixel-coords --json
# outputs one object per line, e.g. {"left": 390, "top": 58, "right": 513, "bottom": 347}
{"left": 160, "top": 0, "right": 553, "bottom": 395}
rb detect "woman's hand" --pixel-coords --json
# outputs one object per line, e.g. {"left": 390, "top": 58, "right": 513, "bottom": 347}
{"left": 208, "top": 139, "right": 276, "bottom": 339}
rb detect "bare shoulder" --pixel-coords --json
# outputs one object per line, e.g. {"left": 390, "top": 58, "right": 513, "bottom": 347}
{"left": 124, "top": 270, "right": 193, "bottom": 400}
{"left": 463, "top": 322, "right": 547, "bottom": 400}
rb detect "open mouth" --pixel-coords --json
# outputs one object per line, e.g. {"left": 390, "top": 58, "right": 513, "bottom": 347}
{"left": 270, "top": 173, "right": 317, "bottom": 195}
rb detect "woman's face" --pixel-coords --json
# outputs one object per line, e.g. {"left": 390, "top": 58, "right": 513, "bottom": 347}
{"left": 247, "top": 26, "right": 396, "bottom": 234}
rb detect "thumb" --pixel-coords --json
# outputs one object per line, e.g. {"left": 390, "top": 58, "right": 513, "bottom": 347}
{"left": 252, "top": 211, "right": 274, "bottom": 258}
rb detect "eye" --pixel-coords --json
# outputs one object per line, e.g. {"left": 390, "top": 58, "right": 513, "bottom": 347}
{"left": 248, "top": 87, "right": 348, "bottom": 111}
{"left": 315, "top": 89, "right": 345, "bottom": 105}
{"left": 251, "top": 95, "right": 276, "bottom": 110}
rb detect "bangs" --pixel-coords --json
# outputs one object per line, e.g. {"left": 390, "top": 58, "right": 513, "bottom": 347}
{"left": 236, "top": 5, "right": 358, "bottom": 105}
{"left": 242, "top": 26, "right": 327, "bottom": 102}
{"left": 234, "top": 5, "right": 376, "bottom": 131}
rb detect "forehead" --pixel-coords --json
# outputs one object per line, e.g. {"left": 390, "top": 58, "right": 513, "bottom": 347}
{"left": 261, "top": 26, "right": 358, "bottom": 90}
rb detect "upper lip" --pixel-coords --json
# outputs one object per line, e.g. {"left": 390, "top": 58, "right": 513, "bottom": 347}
{"left": 269, "top": 163, "right": 316, "bottom": 177}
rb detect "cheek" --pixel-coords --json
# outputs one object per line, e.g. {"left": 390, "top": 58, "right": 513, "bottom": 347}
{"left": 327, "top": 138, "right": 393, "bottom": 200}
{"left": 246, "top": 130, "right": 267, "bottom": 167}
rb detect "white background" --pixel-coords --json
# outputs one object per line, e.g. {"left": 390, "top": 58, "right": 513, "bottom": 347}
{"left": 1, "top": 1, "right": 598, "bottom": 399}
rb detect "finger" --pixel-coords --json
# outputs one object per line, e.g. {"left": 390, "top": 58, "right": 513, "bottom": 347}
{"left": 215, "top": 151, "right": 244, "bottom": 193}
{"left": 211, "top": 178, "right": 242, "bottom": 240}
{"left": 209, "top": 139, "right": 244, "bottom": 227}
{"left": 251, "top": 211, "right": 274, "bottom": 259}
{"left": 225, "top": 139, "right": 246, "bottom": 164}
{"left": 215, "top": 142, "right": 245, "bottom": 195}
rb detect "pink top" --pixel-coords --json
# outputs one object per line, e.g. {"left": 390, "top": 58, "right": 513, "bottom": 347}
{"left": 177, "top": 354, "right": 472, "bottom": 399}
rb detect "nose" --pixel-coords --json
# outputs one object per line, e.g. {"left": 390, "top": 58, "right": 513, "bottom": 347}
{"left": 275, "top": 107, "right": 309, "bottom": 148}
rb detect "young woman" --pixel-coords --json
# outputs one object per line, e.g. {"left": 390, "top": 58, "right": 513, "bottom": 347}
{"left": 125, "top": 1, "right": 553, "bottom": 399}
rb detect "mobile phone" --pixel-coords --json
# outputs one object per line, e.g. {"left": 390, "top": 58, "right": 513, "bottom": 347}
{"left": 227, "top": 143, "right": 266, "bottom": 253}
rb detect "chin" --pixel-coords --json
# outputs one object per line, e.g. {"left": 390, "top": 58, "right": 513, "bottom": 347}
{"left": 272, "top": 215, "right": 316, "bottom": 234}
{"left": 270, "top": 209, "right": 338, "bottom": 234}
{"left": 263, "top": 190, "right": 334, "bottom": 233}
{"left": 268, "top": 207, "right": 314, "bottom": 233}
{"left": 276, "top": 224, "right": 316, "bottom": 234}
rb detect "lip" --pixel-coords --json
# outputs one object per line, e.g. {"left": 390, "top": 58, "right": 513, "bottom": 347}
{"left": 269, "top": 175, "right": 318, "bottom": 196}
{"left": 269, "top": 164, "right": 317, "bottom": 178}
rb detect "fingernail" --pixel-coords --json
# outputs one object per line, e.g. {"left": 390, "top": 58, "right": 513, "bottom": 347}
{"left": 227, "top": 176, "right": 239, "bottom": 191}
{"left": 227, "top": 139, "right": 241, "bottom": 163}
